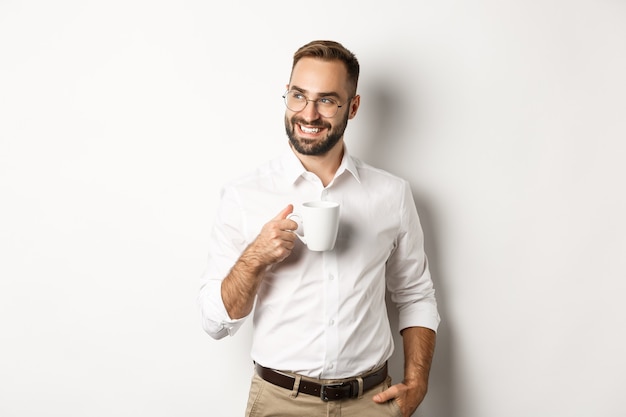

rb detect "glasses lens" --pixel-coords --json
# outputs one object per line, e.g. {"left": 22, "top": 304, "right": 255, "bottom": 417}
{"left": 284, "top": 91, "right": 306, "bottom": 112}
{"left": 316, "top": 98, "right": 339, "bottom": 117}
{"left": 283, "top": 91, "right": 340, "bottom": 117}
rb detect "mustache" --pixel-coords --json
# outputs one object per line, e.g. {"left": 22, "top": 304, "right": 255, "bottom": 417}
{"left": 291, "top": 117, "right": 330, "bottom": 129}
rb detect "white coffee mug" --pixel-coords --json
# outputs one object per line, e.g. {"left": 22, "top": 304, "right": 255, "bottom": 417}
{"left": 287, "top": 201, "right": 340, "bottom": 251}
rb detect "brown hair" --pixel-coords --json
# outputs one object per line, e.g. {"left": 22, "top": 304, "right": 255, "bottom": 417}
{"left": 292, "top": 40, "right": 360, "bottom": 96}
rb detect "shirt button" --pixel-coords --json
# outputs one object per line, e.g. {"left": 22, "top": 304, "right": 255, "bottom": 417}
{"left": 328, "top": 363, "right": 334, "bottom": 370}
{"left": 328, "top": 275, "right": 334, "bottom": 281}
{"left": 329, "top": 319, "right": 335, "bottom": 326}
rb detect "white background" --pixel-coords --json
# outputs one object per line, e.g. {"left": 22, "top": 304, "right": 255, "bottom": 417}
{"left": 1, "top": 1, "right": 625, "bottom": 416}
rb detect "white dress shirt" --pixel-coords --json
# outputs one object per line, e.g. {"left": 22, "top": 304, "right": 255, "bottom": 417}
{"left": 198, "top": 146, "right": 440, "bottom": 379}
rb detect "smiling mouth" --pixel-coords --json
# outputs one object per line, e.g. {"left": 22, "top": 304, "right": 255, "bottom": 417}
{"left": 297, "top": 123, "right": 326, "bottom": 134}
{"left": 300, "top": 125, "right": 320, "bottom": 133}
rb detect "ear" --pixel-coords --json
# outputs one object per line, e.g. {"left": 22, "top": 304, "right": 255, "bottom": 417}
{"left": 348, "top": 95, "right": 360, "bottom": 119}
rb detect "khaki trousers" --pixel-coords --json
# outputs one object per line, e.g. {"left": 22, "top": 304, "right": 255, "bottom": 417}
{"left": 245, "top": 371, "right": 402, "bottom": 417}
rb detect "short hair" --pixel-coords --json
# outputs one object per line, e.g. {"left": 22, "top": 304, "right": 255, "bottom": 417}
{"left": 292, "top": 40, "right": 360, "bottom": 96}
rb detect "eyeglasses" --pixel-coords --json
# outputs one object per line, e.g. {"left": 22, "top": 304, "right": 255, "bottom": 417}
{"left": 282, "top": 90, "right": 350, "bottom": 118}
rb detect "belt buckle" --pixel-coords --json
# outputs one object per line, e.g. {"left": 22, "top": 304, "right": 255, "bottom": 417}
{"left": 320, "top": 381, "right": 356, "bottom": 402}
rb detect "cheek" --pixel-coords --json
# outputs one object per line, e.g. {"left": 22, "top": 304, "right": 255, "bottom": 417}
{"left": 284, "top": 114, "right": 294, "bottom": 128}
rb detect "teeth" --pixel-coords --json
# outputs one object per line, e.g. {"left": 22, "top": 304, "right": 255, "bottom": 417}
{"left": 300, "top": 125, "right": 321, "bottom": 133}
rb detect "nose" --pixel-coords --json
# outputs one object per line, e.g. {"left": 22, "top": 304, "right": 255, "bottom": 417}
{"left": 299, "top": 99, "right": 322, "bottom": 120}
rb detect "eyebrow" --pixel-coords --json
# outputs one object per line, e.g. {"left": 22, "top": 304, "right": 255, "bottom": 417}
{"left": 290, "top": 85, "right": 342, "bottom": 100}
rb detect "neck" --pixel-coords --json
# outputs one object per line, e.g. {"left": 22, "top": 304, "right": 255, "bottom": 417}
{"left": 293, "top": 140, "right": 344, "bottom": 187}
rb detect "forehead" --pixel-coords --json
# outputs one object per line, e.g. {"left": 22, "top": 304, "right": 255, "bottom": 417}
{"left": 289, "top": 57, "right": 350, "bottom": 96}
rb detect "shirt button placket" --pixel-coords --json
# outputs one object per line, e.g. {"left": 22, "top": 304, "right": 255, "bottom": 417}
{"left": 321, "top": 188, "right": 328, "bottom": 201}
{"left": 323, "top": 250, "right": 340, "bottom": 377}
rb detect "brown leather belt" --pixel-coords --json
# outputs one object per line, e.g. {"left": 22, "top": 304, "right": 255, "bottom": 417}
{"left": 255, "top": 362, "right": 388, "bottom": 402}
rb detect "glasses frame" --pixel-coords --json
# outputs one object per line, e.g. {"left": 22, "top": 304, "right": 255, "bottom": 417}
{"left": 282, "top": 90, "right": 352, "bottom": 118}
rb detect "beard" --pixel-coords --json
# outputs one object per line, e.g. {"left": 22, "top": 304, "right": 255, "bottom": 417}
{"left": 284, "top": 111, "right": 349, "bottom": 156}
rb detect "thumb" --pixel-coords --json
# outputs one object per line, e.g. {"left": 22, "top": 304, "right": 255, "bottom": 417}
{"left": 274, "top": 204, "right": 294, "bottom": 220}
{"left": 372, "top": 385, "right": 398, "bottom": 404}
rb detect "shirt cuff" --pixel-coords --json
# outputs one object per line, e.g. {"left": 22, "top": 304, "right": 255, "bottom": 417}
{"left": 198, "top": 279, "right": 249, "bottom": 339}
{"left": 397, "top": 301, "right": 441, "bottom": 334}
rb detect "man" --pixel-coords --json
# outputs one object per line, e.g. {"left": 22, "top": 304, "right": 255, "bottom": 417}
{"left": 198, "top": 40, "right": 440, "bottom": 417}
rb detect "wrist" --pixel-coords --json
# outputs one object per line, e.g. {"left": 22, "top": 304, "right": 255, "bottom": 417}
{"left": 403, "top": 367, "right": 430, "bottom": 389}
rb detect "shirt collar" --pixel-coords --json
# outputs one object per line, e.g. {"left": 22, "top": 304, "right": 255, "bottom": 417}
{"left": 336, "top": 148, "right": 361, "bottom": 184}
{"left": 281, "top": 145, "right": 361, "bottom": 185}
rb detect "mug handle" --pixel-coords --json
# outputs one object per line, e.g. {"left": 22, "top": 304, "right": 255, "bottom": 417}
{"left": 286, "top": 213, "right": 306, "bottom": 245}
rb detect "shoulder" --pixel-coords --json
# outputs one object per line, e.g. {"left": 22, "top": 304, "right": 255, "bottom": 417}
{"left": 351, "top": 155, "right": 410, "bottom": 190}
{"left": 222, "top": 156, "right": 284, "bottom": 190}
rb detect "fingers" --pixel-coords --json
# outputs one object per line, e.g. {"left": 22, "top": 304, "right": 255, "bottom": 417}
{"left": 267, "top": 204, "right": 297, "bottom": 239}
{"left": 275, "top": 204, "right": 298, "bottom": 231}
{"left": 250, "top": 205, "right": 298, "bottom": 265}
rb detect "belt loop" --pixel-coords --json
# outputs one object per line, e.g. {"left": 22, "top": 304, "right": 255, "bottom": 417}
{"left": 290, "top": 374, "right": 302, "bottom": 399}
{"left": 356, "top": 376, "right": 364, "bottom": 398}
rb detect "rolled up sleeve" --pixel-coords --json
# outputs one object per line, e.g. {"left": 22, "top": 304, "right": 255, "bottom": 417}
{"left": 197, "top": 186, "right": 250, "bottom": 339}
{"left": 197, "top": 274, "right": 247, "bottom": 339}
{"left": 386, "top": 182, "right": 441, "bottom": 333}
